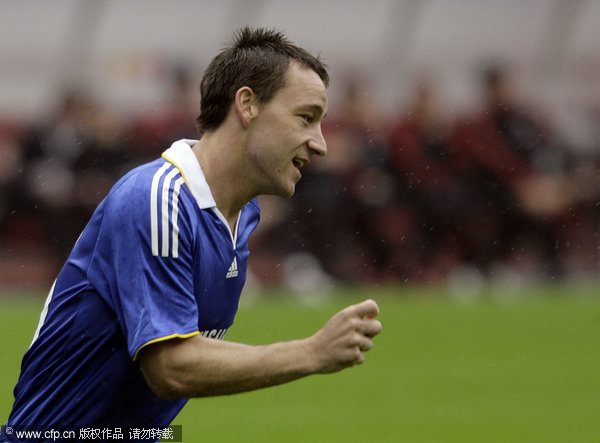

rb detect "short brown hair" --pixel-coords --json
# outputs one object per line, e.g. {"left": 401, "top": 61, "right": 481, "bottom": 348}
{"left": 196, "top": 27, "right": 329, "bottom": 133}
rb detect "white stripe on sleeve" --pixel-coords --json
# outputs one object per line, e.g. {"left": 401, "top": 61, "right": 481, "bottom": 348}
{"left": 161, "top": 168, "right": 180, "bottom": 257}
{"left": 171, "top": 177, "right": 186, "bottom": 258}
{"left": 150, "top": 162, "right": 171, "bottom": 256}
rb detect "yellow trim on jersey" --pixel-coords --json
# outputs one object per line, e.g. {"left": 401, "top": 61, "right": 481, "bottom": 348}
{"left": 133, "top": 331, "right": 200, "bottom": 361}
{"left": 161, "top": 153, "right": 192, "bottom": 194}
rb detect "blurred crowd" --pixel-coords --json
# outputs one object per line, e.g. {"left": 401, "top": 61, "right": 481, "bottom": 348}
{"left": 0, "top": 65, "right": 598, "bottom": 289}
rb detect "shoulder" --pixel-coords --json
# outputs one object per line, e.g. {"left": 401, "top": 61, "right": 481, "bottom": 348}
{"left": 100, "top": 159, "right": 196, "bottom": 237}
{"left": 93, "top": 159, "right": 198, "bottom": 262}
{"left": 106, "top": 159, "right": 192, "bottom": 209}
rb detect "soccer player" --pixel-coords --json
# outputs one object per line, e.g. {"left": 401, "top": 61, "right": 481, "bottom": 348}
{"left": 2, "top": 27, "right": 382, "bottom": 437}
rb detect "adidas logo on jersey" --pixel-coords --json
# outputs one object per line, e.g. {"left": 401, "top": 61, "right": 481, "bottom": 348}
{"left": 226, "top": 257, "right": 238, "bottom": 279}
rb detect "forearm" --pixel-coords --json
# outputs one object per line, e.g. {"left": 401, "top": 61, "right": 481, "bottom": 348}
{"left": 140, "top": 299, "right": 382, "bottom": 400}
{"left": 140, "top": 335, "right": 318, "bottom": 399}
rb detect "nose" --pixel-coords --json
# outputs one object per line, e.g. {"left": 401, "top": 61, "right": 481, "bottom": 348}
{"left": 308, "top": 125, "right": 327, "bottom": 157}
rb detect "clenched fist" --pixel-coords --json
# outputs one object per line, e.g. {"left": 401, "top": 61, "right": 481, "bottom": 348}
{"left": 308, "top": 299, "right": 383, "bottom": 373}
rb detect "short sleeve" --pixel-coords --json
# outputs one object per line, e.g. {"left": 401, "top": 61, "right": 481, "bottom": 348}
{"left": 88, "top": 164, "right": 200, "bottom": 360}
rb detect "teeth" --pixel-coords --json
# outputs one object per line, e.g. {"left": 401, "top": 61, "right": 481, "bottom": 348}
{"left": 293, "top": 159, "right": 304, "bottom": 168}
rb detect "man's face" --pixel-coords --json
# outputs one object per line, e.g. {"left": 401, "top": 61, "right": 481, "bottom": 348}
{"left": 244, "top": 62, "right": 328, "bottom": 198}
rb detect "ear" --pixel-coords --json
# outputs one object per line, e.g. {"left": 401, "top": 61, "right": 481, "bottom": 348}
{"left": 234, "top": 86, "right": 259, "bottom": 129}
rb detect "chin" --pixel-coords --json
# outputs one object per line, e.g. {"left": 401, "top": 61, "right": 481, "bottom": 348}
{"left": 268, "top": 182, "right": 296, "bottom": 199}
{"left": 277, "top": 186, "right": 296, "bottom": 199}
{"left": 284, "top": 179, "right": 300, "bottom": 198}
{"left": 260, "top": 173, "right": 298, "bottom": 199}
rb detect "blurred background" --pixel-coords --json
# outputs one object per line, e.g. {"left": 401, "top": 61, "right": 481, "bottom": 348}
{"left": 0, "top": 0, "right": 598, "bottom": 293}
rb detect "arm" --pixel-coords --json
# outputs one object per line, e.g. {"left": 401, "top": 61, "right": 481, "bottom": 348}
{"left": 139, "top": 299, "right": 383, "bottom": 399}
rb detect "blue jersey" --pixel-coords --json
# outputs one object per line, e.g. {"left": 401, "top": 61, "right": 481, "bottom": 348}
{"left": 4, "top": 140, "right": 260, "bottom": 434}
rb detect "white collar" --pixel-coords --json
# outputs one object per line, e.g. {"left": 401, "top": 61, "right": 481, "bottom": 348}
{"left": 161, "top": 139, "right": 216, "bottom": 209}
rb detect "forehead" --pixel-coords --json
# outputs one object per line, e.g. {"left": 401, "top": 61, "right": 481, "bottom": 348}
{"left": 274, "top": 62, "right": 328, "bottom": 110}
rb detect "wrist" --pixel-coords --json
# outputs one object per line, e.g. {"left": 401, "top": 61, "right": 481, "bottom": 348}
{"left": 299, "top": 335, "right": 323, "bottom": 375}
{"left": 294, "top": 336, "right": 320, "bottom": 375}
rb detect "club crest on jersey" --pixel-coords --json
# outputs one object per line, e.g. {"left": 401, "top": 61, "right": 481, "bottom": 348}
{"left": 226, "top": 257, "right": 238, "bottom": 278}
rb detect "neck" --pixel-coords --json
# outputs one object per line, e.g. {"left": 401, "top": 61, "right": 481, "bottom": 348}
{"left": 192, "top": 129, "right": 255, "bottom": 230}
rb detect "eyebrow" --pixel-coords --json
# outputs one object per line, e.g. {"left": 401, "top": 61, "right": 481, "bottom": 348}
{"left": 298, "top": 104, "right": 327, "bottom": 119}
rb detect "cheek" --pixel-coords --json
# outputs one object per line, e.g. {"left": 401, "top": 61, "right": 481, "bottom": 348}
{"left": 246, "top": 141, "right": 283, "bottom": 174}
{"left": 246, "top": 118, "right": 300, "bottom": 166}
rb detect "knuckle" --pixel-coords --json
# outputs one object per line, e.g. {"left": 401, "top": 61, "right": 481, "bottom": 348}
{"left": 348, "top": 317, "right": 361, "bottom": 330}
{"left": 352, "top": 330, "right": 364, "bottom": 344}
{"left": 341, "top": 308, "right": 354, "bottom": 321}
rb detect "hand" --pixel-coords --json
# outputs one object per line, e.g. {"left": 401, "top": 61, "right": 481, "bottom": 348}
{"left": 309, "top": 299, "right": 382, "bottom": 374}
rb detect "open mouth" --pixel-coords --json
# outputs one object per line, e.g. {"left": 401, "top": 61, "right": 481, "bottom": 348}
{"left": 293, "top": 158, "right": 307, "bottom": 168}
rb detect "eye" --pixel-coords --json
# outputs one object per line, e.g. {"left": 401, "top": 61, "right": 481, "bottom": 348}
{"left": 299, "top": 114, "right": 314, "bottom": 124}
